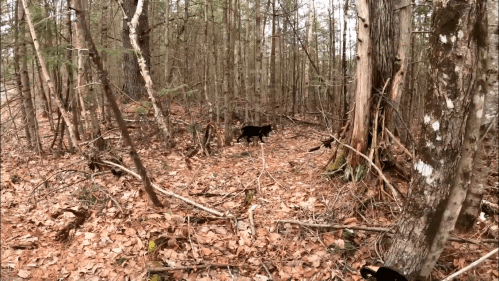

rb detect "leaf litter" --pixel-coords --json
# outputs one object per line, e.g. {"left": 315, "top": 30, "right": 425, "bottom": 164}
{"left": 1, "top": 103, "right": 498, "bottom": 280}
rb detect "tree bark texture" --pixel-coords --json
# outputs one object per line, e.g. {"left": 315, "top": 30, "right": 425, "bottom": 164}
{"left": 384, "top": 1, "right": 486, "bottom": 280}
{"left": 348, "top": 0, "right": 372, "bottom": 170}
{"left": 122, "top": 0, "right": 150, "bottom": 100}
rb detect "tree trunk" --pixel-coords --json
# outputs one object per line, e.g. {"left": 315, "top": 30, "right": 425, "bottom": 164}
{"left": 270, "top": 0, "right": 277, "bottom": 125}
{"left": 455, "top": 0, "right": 491, "bottom": 232}
{"left": 119, "top": 0, "right": 171, "bottom": 141}
{"left": 18, "top": 0, "right": 42, "bottom": 152}
{"left": 223, "top": 0, "right": 232, "bottom": 144}
{"left": 384, "top": 1, "right": 486, "bottom": 279}
{"left": 386, "top": 0, "right": 412, "bottom": 138}
{"left": 122, "top": 0, "right": 150, "bottom": 100}
{"left": 21, "top": 0, "right": 80, "bottom": 153}
{"left": 341, "top": 0, "right": 349, "bottom": 124}
{"left": 74, "top": 0, "right": 162, "bottom": 207}
{"left": 255, "top": 0, "right": 262, "bottom": 124}
{"left": 304, "top": 6, "right": 313, "bottom": 112}
{"left": 348, "top": 0, "right": 371, "bottom": 170}
{"left": 74, "top": 0, "right": 105, "bottom": 150}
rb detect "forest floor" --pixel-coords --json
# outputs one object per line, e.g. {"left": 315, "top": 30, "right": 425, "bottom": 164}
{"left": 1, "top": 102, "right": 498, "bottom": 281}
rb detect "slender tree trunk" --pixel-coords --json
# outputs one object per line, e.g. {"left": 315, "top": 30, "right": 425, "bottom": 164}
{"left": 21, "top": 0, "right": 80, "bottom": 152}
{"left": 341, "top": 0, "right": 349, "bottom": 124}
{"left": 74, "top": 0, "right": 162, "bottom": 207}
{"left": 18, "top": 1, "right": 42, "bottom": 151}
{"left": 203, "top": 0, "right": 213, "bottom": 122}
{"left": 164, "top": 0, "right": 170, "bottom": 87}
{"left": 384, "top": 1, "right": 486, "bottom": 279}
{"left": 74, "top": 0, "right": 105, "bottom": 150}
{"left": 270, "top": 0, "right": 277, "bottom": 125}
{"left": 244, "top": 0, "right": 250, "bottom": 122}
{"left": 455, "top": 0, "right": 491, "bottom": 233}
{"left": 223, "top": 0, "right": 232, "bottom": 144}
{"left": 255, "top": 0, "right": 262, "bottom": 124}
{"left": 304, "top": 6, "right": 313, "bottom": 112}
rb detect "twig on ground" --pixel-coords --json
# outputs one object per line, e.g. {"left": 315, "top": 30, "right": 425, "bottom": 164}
{"left": 148, "top": 263, "right": 239, "bottom": 273}
{"left": 276, "top": 219, "right": 392, "bottom": 232}
{"left": 442, "top": 247, "right": 498, "bottom": 281}
{"left": 385, "top": 128, "right": 413, "bottom": 159}
{"left": 277, "top": 220, "right": 499, "bottom": 245}
{"left": 102, "top": 160, "right": 230, "bottom": 218}
{"left": 261, "top": 262, "right": 272, "bottom": 280}
{"left": 329, "top": 135, "right": 404, "bottom": 210}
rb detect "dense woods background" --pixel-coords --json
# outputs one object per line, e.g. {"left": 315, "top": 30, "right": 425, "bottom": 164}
{"left": 1, "top": 0, "right": 498, "bottom": 280}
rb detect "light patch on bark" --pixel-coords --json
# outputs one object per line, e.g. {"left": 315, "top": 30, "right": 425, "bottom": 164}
{"left": 458, "top": 30, "right": 464, "bottom": 39}
{"left": 415, "top": 160, "right": 434, "bottom": 177}
{"left": 426, "top": 141, "right": 435, "bottom": 149}
{"left": 440, "top": 34, "right": 447, "bottom": 43}
{"left": 446, "top": 98, "right": 455, "bottom": 109}
{"left": 476, "top": 109, "right": 483, "bottom": 118}
{"left": 436, "top": 135, "right": 442, "bottom": 141}
{"left": 450, "top": 35, "right": 456, "bottom": 43}
{"left": 432, "top": 121, "right": 440, "bottom": 131}
{"left": 424, "top": 115, "right": 431, "bottom": 124}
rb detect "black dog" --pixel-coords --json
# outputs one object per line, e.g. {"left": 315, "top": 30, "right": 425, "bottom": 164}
{"left": 237, "top": 125, "right": 272, "bottom": 144}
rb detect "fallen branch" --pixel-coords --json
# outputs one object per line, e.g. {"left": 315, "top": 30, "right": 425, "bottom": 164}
{"left": 442, "top": 247, "right": 498, "bottom": 281}
{"left": 277, "top": 220, "right": 499, "bottom": 245}
{"left": 148, "top": 263, "right": 238, "bottom": 273}
{"left": 276, "top": 219, "right": 391, "bottom": 232}
{"left": 102, "top": 160, "right": 229, "bottom": 218}
{"left": 385, "top": 128, "right": 413, "bottom": 159}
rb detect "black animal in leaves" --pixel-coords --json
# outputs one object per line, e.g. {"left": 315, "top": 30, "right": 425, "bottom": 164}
{"left": 237, "top": 125, "right": 272, "bottom": 144}
{"left": 360, "top": 266, "right": 408, "bottom": 281}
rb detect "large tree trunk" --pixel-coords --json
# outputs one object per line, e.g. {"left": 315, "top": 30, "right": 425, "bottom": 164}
{"left": 122, "top": 0, "right": 150, "bottom": 100}
{"left": 74, "top": 0, "right": 162, "bottom": 207}
{"left": 386, "top": 0, "right": 412, "bottom": 137}
{"left": 348, "top": 0, "right": 371, "bottom": 170}
{"left": 303, "top": 6, "right": 313, "bottom": 112}
{"left": 383, "top": 1, "right": 486, "bottom": 279}
{"left": 223, "top": 0, "right": 232, "bottom": 144}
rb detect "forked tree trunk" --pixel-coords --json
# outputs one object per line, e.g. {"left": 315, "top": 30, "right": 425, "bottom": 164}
{"left": 21, "top": 0, "right": 80, "bottom": 153}
{"left": 384, "top": 1, "right": 486, "bottom": 279}
{"left": 348, "top": 0, "right": 371, "bottom": 170}
{"left": 74, "top": 0, "right": 162, "bottom": 207}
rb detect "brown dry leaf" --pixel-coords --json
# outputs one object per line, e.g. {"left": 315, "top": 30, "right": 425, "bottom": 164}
{"left": 343, "top": 217, "right": 358, "bottom": 225}
{"left": 18, "top": 269, "right": 31, "bottom": 278}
